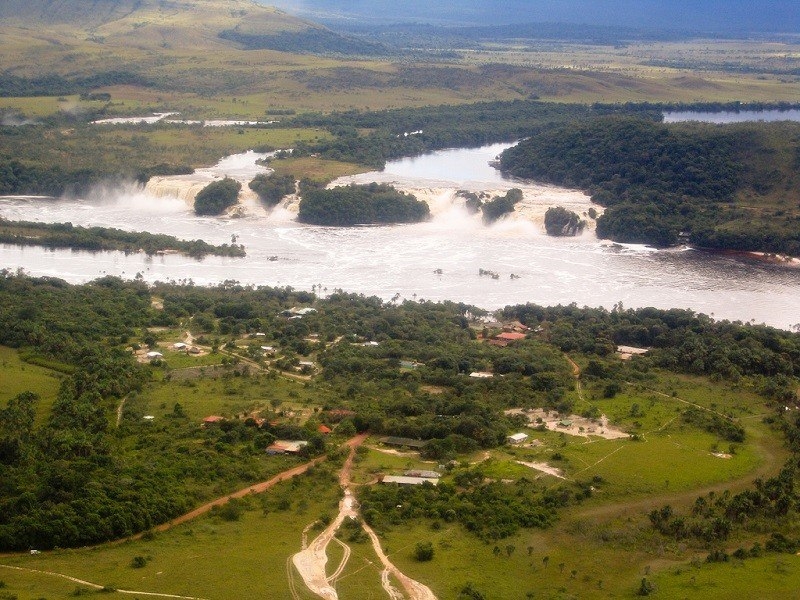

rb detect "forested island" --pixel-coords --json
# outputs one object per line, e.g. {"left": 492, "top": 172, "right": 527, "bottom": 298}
{"left": 500, "top": 116, "right": 800, "bottom": 253}
{"left": 298, "top": 182, "right": 430, "bottom": 225}
{"left": 0, "top": 218, "right": 246, "bottom": 257}
{"left": 194, "top": 178, "right": 242, "bottom": 216}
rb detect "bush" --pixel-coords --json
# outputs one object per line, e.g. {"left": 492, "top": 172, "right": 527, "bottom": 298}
{"left": 413, "top": 541, "right": 434, "bottom": 561}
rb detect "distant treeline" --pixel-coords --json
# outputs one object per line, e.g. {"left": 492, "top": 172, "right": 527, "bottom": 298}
{"left": 0, "top": 158, "right": 192, "bottom": 197}
{"left": 291, "top": 100, "right": 600, "bottom": 168}
{"left": 500, "top": 116, "right": 800, "bottom": 252}
{"left": 0, "top": 70, "right": 152, "bottom": 97}
{"left": 0, "top": 218, "right": 246, "bottom": 258}
{"left": 219, "top": 28, "right": 387, "bottom": 56}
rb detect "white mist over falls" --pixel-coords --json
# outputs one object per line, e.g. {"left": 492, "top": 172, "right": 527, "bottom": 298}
{"left": 1, "top": 144, "right": 799, "bottom": 329}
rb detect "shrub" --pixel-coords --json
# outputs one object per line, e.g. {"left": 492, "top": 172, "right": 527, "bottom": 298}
{"left": 413, "top": 541, "right": 434, "bottom": 561}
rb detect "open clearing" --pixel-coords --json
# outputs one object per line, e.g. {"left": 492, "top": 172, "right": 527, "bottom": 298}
{"left": 506, "top": 407, "right": 630, "bottom": 440}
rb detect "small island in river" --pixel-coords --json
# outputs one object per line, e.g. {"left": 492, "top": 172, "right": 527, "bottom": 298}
{"left": 0, "top": 218, "right": 246, "bottom": 258}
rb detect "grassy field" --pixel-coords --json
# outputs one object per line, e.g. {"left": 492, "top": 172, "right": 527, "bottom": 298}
{"left": 0, "top": 346, "right": 62, "bottom": 422}
{"left": 0, "top": 467, "right": 388, "bottom": 600}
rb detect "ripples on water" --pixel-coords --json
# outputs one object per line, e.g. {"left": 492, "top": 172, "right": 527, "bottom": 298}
{"left": 1, "top": 145, "right": 799, "bottom": 329}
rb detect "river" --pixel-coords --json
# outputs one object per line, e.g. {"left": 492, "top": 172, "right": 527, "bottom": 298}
{"left": 1, "top": 144, "right": 799, "bottom": 329}
{"left": 663, "top": 109, "right": 800, "bottom": 124}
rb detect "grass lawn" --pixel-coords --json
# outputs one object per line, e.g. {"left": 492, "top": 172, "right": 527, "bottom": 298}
{"left": 0, "top": 346, "right": 63, "bottom": 422}
{"left": 0, "top": 466, "right": 385, "bottom": 600}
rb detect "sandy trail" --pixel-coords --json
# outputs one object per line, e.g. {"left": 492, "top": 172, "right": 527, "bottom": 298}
{"left": 361, "top": 521, "right": 437, "bottom": 600}
{"left": 516, "top": 460, "right": 567, "bottom": 480}
{"left": 0, "top": 565, "right": 208, "bottom": 599}
{"left": 292, "top": 434, "right": 437, "bottom": 600}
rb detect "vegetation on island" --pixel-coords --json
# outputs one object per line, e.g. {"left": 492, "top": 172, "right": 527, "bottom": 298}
{"left": 248, "top": 173, "right": 295, "bottom": 207}
{"left": 0, "top": 218, "right": 246, "bottom": 258}
{"left": 500, "top": 116, "right": 800, "bottom": 252}
{"left": 297, "top": 182, "right": 430, "bottom": 226}
{"left": 544, "top": 206, "right": 585, "bottom": 236}
{"left": 194, "top": 178, "right": 242, "bottom": 216}
{"left": 480, "top": 188, "right": 523, "bottom": 223}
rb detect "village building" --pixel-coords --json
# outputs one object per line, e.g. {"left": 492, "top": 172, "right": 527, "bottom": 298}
{"left": 496, "top": 332, "right": 527, "bottom": 342}
{"left": 381, "top": 475, "right": 439, "bottom": 486}
{"left": 616, "top": 345, "right": 650, "bottom": 360}
{"left": 266, "top": 440, "right": 309, "bottom": 455}
{"left": 202, "top": 415, "right": 225, "bottom": 426}
{"left": 469, "top": 371, "right": 494, "bottom": 378}
{"left": 403, "top": 470, "right": 442, "bottom": 479}
{"left": 146, "top": 351, "right": 163, "bottom": 359}
{"left": 507, "top": 432, "right": 529, "bottom": 444}
{"left": 378, "top": 436, "right": 427, "bottom": 450}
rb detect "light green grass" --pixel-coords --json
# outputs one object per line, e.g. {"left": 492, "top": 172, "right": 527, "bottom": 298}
{"left": 0, "top": 346, "right": 63, "bottom": 422}
{"left": 139, "top": 370, "right": 318, "bottom": 420}
{"left": 0, "top": 468, "right": 386, "bottom": 600}
{"left": 651, "top": 553, "right": 800, "bottom": 599}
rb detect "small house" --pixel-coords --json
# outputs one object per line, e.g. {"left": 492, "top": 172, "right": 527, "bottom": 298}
{"left": 382, "top": 475, "right": 439, "bottom": 486}
{"left": 469, "top": 371, "right": 494, "bottom": 379}
{"left": 496, "top": 332, "right": 526, "bottom": 342}
{"left": 146, "top": 351, "right": 163, "bottom": 359}
{"left": 318, "top": 424, "right": 332, "bottom": 435}
{"left": 203, "top": 415, "right": 225, "bottom": 426}
{"left": 379, "top": 436, "right": 427, "bottom": 450}
{"left": 173, "top": 342, "right": 187, "bottom": 350}
{"left": 266, "top": 440, "right": 309, "bottom": 455}
{"left": 507, "top": 432, "right": 529, "bottom": 445}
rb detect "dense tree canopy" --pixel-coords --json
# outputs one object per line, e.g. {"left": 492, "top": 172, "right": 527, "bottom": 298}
{"left": 194, "top": 178, "right": 242, "bottom": 216}
{"left": 298, "top": 183, "right": 430, "bottom": 225}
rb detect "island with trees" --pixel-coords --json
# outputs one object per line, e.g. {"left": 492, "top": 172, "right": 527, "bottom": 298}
{"left": 297, "top": 182, "right": 430, "bottom": 226}
{"left": 194, "top": 178, "right": 242, "bottom": 216}
{"left": 0, "top": 218, "right": 246, "bottom": 258}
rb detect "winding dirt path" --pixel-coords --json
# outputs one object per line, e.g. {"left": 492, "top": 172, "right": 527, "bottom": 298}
{"left": 291, "top": 433, "right": 437, "bottom": 600}
{"left": 0, "top": 565, "right": 208, "bottom": 599}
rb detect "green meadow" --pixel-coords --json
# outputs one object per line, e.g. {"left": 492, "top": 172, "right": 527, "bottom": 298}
{"left": 0, "top": 346, "right": 62, "bottom": 422}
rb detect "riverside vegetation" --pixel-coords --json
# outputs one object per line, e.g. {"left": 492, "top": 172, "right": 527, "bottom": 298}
{"left": 0, "top": 273, "right": 799, "bottom": 598}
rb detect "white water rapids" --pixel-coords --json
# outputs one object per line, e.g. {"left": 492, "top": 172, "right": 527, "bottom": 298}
{"left": 1, "top": 144, "right": 799, "bottom": 329}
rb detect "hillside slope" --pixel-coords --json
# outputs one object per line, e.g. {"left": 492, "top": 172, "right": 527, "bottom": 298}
{"left": 0, "top": 0, "right": 371, "bottom": 55}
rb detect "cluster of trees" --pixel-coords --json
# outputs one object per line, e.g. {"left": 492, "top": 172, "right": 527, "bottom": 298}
{"left": 500, "top": 116, "right": 800, "bottom": 252}
{"left": 359, "top": 474, "right": 583, "bottom": 541}
{"left": 194, "top": 178, "right": 241, "bottom": 216}
{"left": 249, "top": 173, "right": 295, "bottom": 207}
{"left": 290, "top": 100, "right": 595, "bottom": 168}
{"left": 0, "top": 218, "right": 245, "bottom": 258}
{"left": 648, "top": 464, "right": 796, "bottom": 546}
{"left": 544, "top": 206, "right": 585, "bottom": 236}
{"left": 218, "top": 28, "right": 387, "bottom": 56}
{"left": 480, "top": 188, "right": 523, "bottom": 223}
{"left": 0, "top": 70, "right": 151, "bottom": 98}
{"left": 298, "top": 183, "right": 430, "bottom": 226}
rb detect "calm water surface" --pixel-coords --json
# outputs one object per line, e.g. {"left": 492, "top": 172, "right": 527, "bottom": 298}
{"left": 663, "top": 109, "right": 800, "bottom": 124}
{"left": 1, "top": 145, "right": 799, "bottom": 329}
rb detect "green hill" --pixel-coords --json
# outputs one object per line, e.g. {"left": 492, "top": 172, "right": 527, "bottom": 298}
{"left": 0, "top": 0, "right": 380, "bottom": 64}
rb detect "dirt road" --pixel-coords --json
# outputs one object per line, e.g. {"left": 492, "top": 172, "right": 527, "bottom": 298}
{"left": 291, "top": 433, "right": 437, "bottom": 600}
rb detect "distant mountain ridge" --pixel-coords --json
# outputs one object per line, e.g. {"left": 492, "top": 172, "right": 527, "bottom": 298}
{"left": 264, "top": 0, "right": 800, "bottom": 34}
